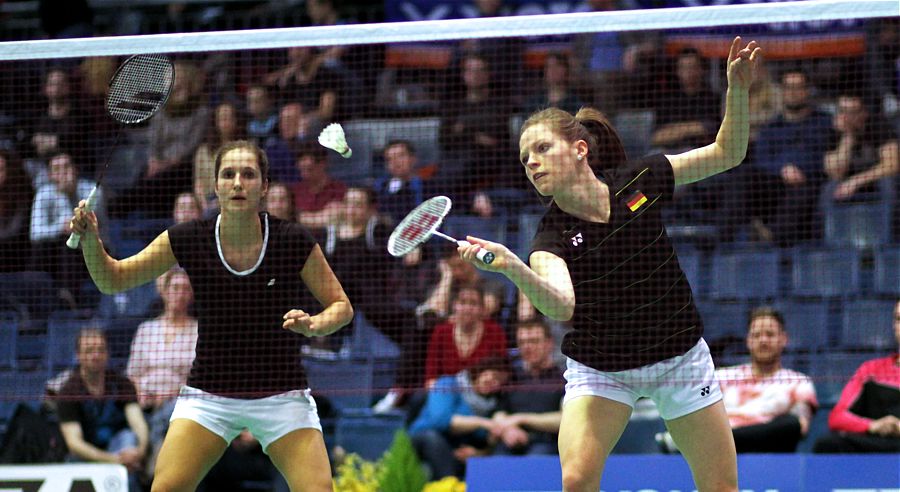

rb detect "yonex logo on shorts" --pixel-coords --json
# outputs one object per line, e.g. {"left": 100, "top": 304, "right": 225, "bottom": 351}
{"left": 267, "top": 278, "right": 276, "bottom": 286}
{"left": 700, "top": 386, "right": 711, "bottom": 396}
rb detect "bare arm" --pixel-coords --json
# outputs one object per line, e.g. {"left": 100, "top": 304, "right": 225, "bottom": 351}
{"left": 668, "top": 37, "right": 761, "bottom": 186}
{"left": 72, "top": 204, "right": 177, "bottom": 294}
{"left": 59, "top": 422, "right": 119, "bottom": 463}
{"left": 823, "top": 134, "right": 855, "bottom": 180}
{"left": 495, "top": 410, "right": 562, "bottom": 434}
{"left": 449, "top": 414, "right": 496, "bottom": 435}
{"left": 124, "top": 402, "right": 150, "bottom": 454}
{"left": 284, "top": 244, "right": 354, "bottom": 336}
{"left": 459, "top": 237, "right": 575, "bottom": 322}
{"left": 845, "top": 140, "right": 899, "bottom": 187}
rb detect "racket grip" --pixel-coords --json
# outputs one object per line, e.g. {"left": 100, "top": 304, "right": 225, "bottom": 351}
{"left": 66, "top": 186, "right": 99, "bottom": 250}
{"left": 475, "top": 248, "right": 495, "bottom": 265}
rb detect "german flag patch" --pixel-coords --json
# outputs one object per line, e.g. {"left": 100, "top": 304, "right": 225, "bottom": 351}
{"left": 626, "top": 190, "right": 648, "bottom": 212}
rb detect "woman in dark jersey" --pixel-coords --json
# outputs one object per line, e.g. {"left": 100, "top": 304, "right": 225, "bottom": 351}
{"left": 70, "top": 140, "right": 352, "bottom": 491}
{"left": 457, "top": 37, "right": 761, "bottom": 492}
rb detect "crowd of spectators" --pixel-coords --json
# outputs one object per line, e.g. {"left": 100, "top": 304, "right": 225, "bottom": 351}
{"left": 0, "top": 1, "right": 898, "bottom": 488}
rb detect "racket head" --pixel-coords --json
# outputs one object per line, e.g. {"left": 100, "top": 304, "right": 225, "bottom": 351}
{"left": 106, "top": 54, "right": 174, "bottom": 125}
{"left": 387, "top": 196, "right": 453, "bottom": 257}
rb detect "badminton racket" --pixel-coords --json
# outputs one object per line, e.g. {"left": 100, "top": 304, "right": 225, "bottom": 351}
{"left": 387, "top": 196, "right": 495, "bottom": 264}
{"left": 66, "top": 54, "right": 174, "bottom": 249}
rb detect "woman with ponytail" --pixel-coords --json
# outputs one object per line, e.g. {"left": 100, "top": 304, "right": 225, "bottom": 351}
{"left": 456, "top": 37, "right": 761, "bottom": 492}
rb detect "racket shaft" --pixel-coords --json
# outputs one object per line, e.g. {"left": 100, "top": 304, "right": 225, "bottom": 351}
{"left": 433, "top": 231, "right": 495, "bottom": 265}
{"left": 65, "top": 185, "right": 99, "bottom": 249}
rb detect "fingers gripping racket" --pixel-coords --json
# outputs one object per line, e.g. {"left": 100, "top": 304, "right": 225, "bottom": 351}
{"left": 66, "top": 54, "right": 175, "bottom": 249}
{"left": 388, "top": 196, "right": 495, "bottom": 264}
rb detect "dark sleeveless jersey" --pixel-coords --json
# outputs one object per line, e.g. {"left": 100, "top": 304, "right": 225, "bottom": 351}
{"left": 168, "top": 213, "right": 318, "bottom": 398}
{"left": 530, "top": 154, "right": 703, "bottom": 372}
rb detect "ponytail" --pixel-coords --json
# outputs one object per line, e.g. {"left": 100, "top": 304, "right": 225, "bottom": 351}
{"left": 521, "top": 106, "right": 627, "bottom": 174}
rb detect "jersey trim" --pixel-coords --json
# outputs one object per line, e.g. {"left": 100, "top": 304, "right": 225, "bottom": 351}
{"left": 215, "top": 213, "right": 270, "bottom": 276}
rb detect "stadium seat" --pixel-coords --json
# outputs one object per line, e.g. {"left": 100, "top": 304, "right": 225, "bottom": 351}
{"left": 872, "top": 246, "right": 900, "bottom": 296}
{"left": 839, "top": 299, "right": 896, "bottom": 351}
{"left": 0, "top": 271, "right": 58, "bottom": 322}
{"left": 0, "top": 311, "right": 17, "bottom": 369}
{"left": 335, "top": 411, "right": 406, "bottom": 461}
{"left": 808, "top": 351, "right": 873, "bottom": 405}
{"left": 45, "top": 310, "right": 97, "bottom": 371}
{"left": 771, "top": 299, "right": 831, "bottom": 351}
{"left": 443, "top": 215, "right": 507, "bottom": 246}
{"left": 695, "top": 300, "right": 748, "bottom": 341}
{"left": 0, "top": 370, "right": 49, "bottom": 402}
{"left": 821, "top": 179, "right": 893, "bottom": 249}
{"left": 613, "top": 110, "right": 655, "bottom": 159}
{"left": 304, "top": 358, "right": 375, "bottom": 413}
{"left": 516, "top": 213, "right": 543, "bottom": 259}
{"left": 709, "top": 248, "right": 780, "bottom": 301}
{"left": 612, "top": 417, "right": 666, "bottom": 454}
{"left": 103, "top": 144, "right": 148, "bottom": 196}
{"left": 797, "top": 403, "right": 833, "bottom": 453}
{"left": 97, "top": 281, "right": 160, "bottom": 320}
{"left": 790, "top": 248, "right": 861, "bottom": 298}
{"left": 673, "top": 243, "right": 703, "bottom": 297}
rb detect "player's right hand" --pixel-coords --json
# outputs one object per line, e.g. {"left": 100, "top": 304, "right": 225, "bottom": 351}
{"left": 460, "top": 236, "right": 513, "bottom": 273}
{"left": 70, "top": 199, "right": 99, "bottom": 236}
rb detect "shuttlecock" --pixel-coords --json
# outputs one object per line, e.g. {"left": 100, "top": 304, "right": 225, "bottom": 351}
{"left": 318, "top": 122, "right": 352, "bottom": 158}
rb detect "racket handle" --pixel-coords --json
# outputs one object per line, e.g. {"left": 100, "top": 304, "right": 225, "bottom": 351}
{"left": 458, "top": 240, "right": 495, "bottom": 265}
{"left": 66, "top": 186, "right": 99, "bottom": 250}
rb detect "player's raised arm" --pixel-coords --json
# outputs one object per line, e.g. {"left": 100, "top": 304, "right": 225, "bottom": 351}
{"left": 71, "top": 202, "right": 177, "bottom": 294}
{"left": 668, "top": 36, "right": 762, "bottom": 185}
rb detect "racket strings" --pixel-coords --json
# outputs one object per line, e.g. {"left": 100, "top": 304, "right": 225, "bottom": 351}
{"left": 389, "top": 196, "right": 451, "bottom": 256}
{"left": 107, "top": 54, "right": 174, "bottom": 124}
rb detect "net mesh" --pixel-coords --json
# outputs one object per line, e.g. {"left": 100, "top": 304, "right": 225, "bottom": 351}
{"left": 0, "top": 0, "right": 897, "bottom": 462}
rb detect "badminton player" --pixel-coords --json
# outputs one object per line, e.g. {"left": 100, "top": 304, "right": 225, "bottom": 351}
{"left": 70, "top": 140, "right": 352, "bottom": 491}
{"left": 458, "top": 37, "right": 760, "bottom": 492}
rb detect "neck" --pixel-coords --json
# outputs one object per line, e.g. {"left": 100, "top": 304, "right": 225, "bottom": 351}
{"left": 163, "top": 309, "right": 191, "bottom": 324}
{"left": 751, "top": 360, "right": 780, "bottom": 377}
{"left": 784, "top": 106, "right": 811, "bottom": 122}
{"left": 219, "top": 211, "right": 262, "bottom": 246}
{"left": 525, "top": 357, "right": 552, "bottom": 375}
{"left": 554, "top": 170, "right": 610, "bottom": 222}
{"left": 80, "top": 367, "right": 103, "bottom": 388}
{"left": 467, "top": 88, "right": 489, "bottom": 102}
{"left": 456, "top": 321, "right": 482, "bottom": 334}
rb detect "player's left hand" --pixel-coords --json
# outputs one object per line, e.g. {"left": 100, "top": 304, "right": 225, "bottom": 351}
{"left": 726, "top": 36, "right": 761, "bottom": 92}
{"left": 283, "top": 309, "right": 319, "bottom": 336}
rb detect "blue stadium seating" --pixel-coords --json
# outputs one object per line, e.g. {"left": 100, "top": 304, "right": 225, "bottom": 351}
{"left": 808, "top": 351, "right": 874, "bottom": 405}
{"left": 673, "top": 243, "right": 703, "bottom": 297}
{"left": 442, "top": 215, "right": 507, "bottom": 246}
{"left": 335, "top": 411, "right": 406, "bottom": 461}
{"left": 821, "top": 179, "right": 894, "bottom": 249}
{"left": 0, "top": 271, "right": 58, "bottom": 322}
{"left": 0, "top": 311, "right": 17, "bottom": 369}
{"left": 339, "top": 118, "right": 442, "bottom": 184}
{"left": 0, "top": 370, "right": 49, "bottom": 402}
{"left": 709, "top": 248, "right": 780, "bottom": 301}
{"left": 97, "top": 281, "right": 160, "bottom": 320}
{"left": 612, "top": 417, "right": 666, "bottom": 454}
{"left": 613, "top": 110, "right": 655, "bottom": 159}
{"left": 771, "top": 299, "right": 831, "bottom": 351}
{"left": 45, "top": 310, "right": 95, "bottom": 371}
{"left": 304, "top": 358, "right": 375, "bottom": 413}
{"left": 790, "top": 248, "right": 861, "bottom": 298}
{"left": 839, "top": 299, "right": 897, "bottom": 351}
{"left": 873, "top": 246, "right": 900, "bottom": 296}
{"left": 695, "top": 300, "right": 748, "bottom": 341}
{"left": 516, "top": 213, "right": 543, "bottom": 259}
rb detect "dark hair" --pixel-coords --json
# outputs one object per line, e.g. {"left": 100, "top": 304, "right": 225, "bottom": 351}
{"left": 384, "top": 139, "right": 416, "bottom": 156}
{"left": 453, "top": 283, "right": 485, "bottom": 305}
{"left": 295, "top": 140, "right": 329, "bottom": 163}
{"left": 75, "top": 326, "right": 107, "bottom": 352}
{"left": 520, "top": 106, "right": 627, "bottom": 173}
{"left": 213, "top": 140, "right": 270, "bottom": 183}
{"left": 516, "top": 318, "right": 552, "bottom": 340}
{"left": 346, "top": 186, "right": 377, "bottom": 208}
{"left": 678, "top": 47, "right": 704, "bottom": 62}
{"left": 748, "top": 306, "right": 785, "bottom": 333}
{"left": 204, "top": 100, "right": 247, "bottom": 148}
{"left": 468, "top": 355, "right": 512, "bottom": 379}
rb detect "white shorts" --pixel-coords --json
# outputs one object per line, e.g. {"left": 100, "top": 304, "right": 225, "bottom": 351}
{"left": 169, "top": 386, "right": 322, "bottom": 453}
{"left": 563, "top": 338, "right": 722, "bottom": 420}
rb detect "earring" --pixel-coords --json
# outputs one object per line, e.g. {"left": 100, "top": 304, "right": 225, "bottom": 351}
{"left": 576, "top": 155, "right": 583, "bottom": 161}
